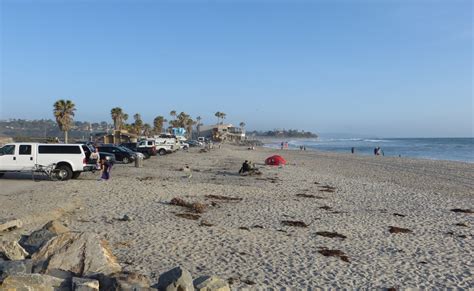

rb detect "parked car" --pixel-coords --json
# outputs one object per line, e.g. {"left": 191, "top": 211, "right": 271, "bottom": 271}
{"left": 120, "top": 141, "right": 155, "bottom": 158}
{"left": 118, "top": 145, "right": 145, "bottom": 160}
{"left": 96, "top": 145, "right": 136, "bottom": 164}
{"left": 180, "top": 142, "right": 189, "bottom": 150}
{"left": 0, "top": 143, "right": 88, "bottom": 180}
{"left": 187, "top": 140, "right": 203, "bottom": 147}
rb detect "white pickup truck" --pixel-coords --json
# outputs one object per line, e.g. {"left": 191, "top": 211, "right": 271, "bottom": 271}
{"left": 154, "top": 134, "right": 179, "bottom": 155}
{"left": 0, "top": 143, "right": 88, "bottom": 180}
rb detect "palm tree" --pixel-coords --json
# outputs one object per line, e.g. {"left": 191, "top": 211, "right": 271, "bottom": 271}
{"left": 196, "top": 116, "right": 202, "bottom": 136}
{"left": 170, "top": 110, "right": 177, "bottom": 121}
{"left": 143, "top": 123, "right": 152, "bottom": 137}
{"left": 153, "top": 116, "right": 165, "bottom": 135}
{"left": 219, "top": 112, "right": 226, "bottom": 125}
{"left": 184, "top": 118, "right": 194, "bottom": 139}
{"left": 111, "top": 107, "right": 126, "bottom": 130}
{"left": 214, "top": 111, "right": 221, "bottom": 125}
{"left": 53, "top": 99, "right": 76, "bottom": 143}
{"left": 133, "top": 113, "right": 143, "bottom": 135}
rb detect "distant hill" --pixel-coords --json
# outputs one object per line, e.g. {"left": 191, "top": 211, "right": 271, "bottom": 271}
{"left": 247, "top": 129, "right": 318, "bottom": 139}
{"left": 0, "top": 119, "right": 111, "bottom": 141}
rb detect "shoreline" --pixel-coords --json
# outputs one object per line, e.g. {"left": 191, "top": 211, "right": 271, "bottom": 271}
{"left": 257, "top": 137, "right": 474, "bottom": 164}
{"left": 1, "top": 145, "right": 473, "bottom": 288}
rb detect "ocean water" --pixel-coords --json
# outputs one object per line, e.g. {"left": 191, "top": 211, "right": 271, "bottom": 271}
{"left": 264, "top": 138, "right": 474, "bottom": 163}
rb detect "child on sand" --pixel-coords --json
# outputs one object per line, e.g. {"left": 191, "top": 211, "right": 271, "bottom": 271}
{"left": 100, "top": 156, "right": 113, "bottom": 181}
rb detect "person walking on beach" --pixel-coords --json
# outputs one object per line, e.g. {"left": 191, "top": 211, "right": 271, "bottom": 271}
{"left": 281, "top": 142, "right": 284, "bottom": 150}
{"left": 100, "top": 156, "right": 113, "bottom": 181}
{"left": 351, "top": 147, "right": 355, "bottom": 154}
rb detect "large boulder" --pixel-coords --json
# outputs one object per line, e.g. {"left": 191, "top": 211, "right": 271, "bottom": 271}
{"left": 155, "top": 266, "right": 193, "bottom": 291}
{"left": 72, "top": 277, "right": 100, "bottom": 291}
{"left": 0, "top": 273, "right": 68, "bottom": 290}
{"left": 21, "top": 220, "right": 69, "bottom": 254}
{"left": 0, "top": 240, "right": 29, "bottom": 260}
{"left": 32, "top": 232, "right": 121, "bottom": 279}
{"left": 0, "top": 218, "right": 22, "bottom": 232}
{"left": 0, "top": 259, "right": 33, "bottom": 282}
{"left": 193, "top": 276, "right": 230, "bottom": 291}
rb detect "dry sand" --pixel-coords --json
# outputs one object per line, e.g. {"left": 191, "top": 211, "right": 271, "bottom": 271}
{"left": 1, "top": 145, "right": 473, "bottom": 289}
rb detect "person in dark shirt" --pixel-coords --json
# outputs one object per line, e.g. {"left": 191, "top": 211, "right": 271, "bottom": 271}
{"left": 100, "top": 156, "right": 113, "bottom": 181}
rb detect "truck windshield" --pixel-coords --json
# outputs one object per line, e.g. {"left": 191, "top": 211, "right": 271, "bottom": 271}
{"left": 0, "top": 145, "right": 15, "bottom": 155}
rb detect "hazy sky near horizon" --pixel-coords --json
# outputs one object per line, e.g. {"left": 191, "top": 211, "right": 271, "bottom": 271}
{"left": 0, "top": 0, "right": 472, "bottom": 137}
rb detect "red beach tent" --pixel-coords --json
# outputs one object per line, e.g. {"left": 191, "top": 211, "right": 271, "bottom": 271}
{"left": 265, "top": 155, "right": 287, "bottom": 166}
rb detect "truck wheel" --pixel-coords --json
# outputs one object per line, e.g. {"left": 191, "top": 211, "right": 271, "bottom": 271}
{"left": 158, "top": 149, "right": 166, "bottom": 156}
{"left": 122, "top": 157, "right": 130, "bottom": 164}
{"left": 71, "top": 172, "right": 81, "bottom": 179}
{"left": 56, "top": 165, "right": 73, "bottom": 180}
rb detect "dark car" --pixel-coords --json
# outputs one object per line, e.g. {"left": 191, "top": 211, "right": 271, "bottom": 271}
{"left": 120, "top": 142, "right": 155, "bottom": 159}
{"left": 81, "top": 144, "right": 117, "bottom": 170}
{"left": 187, "top": 140, "right": 203, "bottom": 147}
{"left": 97, "top": 145, "right": 136, "bottom": 164}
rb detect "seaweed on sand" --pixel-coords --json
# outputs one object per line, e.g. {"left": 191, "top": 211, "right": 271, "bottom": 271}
{"left": 281, "top": 220, "right": 310, "bottom": 227}
{"left": 318, "top": 248, "right": 350, "bottom": 262}
{"left": 389, "top": 226, "right": 413, "bottom": 234}
{"left": 169, "top": 197, "right": 207, "bottom": 213}
{"left": 205, "top": 195, "right": 242, "bottom": 201}
{"left": 175, "top": 213, "right": 201, "bottom": 220}
{"left": 315, "top": 231, "right": 347, "bottom": 240}
{"left": 450, "top": 209, "right": 473, "bottom": 214}
{"left": 296, "top": 194, "right": 325, "bottom": 199}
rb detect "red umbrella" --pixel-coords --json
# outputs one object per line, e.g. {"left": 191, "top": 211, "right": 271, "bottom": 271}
{"left": 265, "top": 155, "right": 287, "bottom": 166}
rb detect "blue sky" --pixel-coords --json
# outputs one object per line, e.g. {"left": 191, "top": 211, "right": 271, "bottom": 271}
{"left": 0, "top": 0, "right": 472, "bottom": 137}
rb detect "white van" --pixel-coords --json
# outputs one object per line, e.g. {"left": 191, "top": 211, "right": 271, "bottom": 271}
{"left": 0, "top": 143, "right": 88, "bottom": 180}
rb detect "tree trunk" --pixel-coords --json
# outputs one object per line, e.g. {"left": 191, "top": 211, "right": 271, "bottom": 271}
{"left": 64, "top": 130, "right": 68, "bottom": 143}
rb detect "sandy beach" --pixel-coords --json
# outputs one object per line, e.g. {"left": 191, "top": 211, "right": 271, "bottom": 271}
{"left": 1, "top": 145, "right": 473, "bottom": 289}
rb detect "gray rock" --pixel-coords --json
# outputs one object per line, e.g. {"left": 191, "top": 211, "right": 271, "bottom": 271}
{"left": 0, "top": 259, "right": 33, "bottom": 282}
{"left": 72, "top": 277, "right": 100, "bottom": 291}
{"left": 194, "top": 276, "right": 230, "bottom": 291}
{"left": 155, "top": 266, "right": 193, "bottom": 291}
{"left": 0, "top": 218, "right": 22, "bottom": 232}
{"left": 0, "top": 240, "right": 29, "bottom": 260}
{"left": 21, "top": 220, "right": 69, "bottom": 253}
{"left": 111, "top": 271, "right": 153, "bottom": 290}
{"left": 0, "top": 273, "right": 68, "bottom": 290}
{"left": 32, "top": 232, "right": 121, "bottom": 279}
